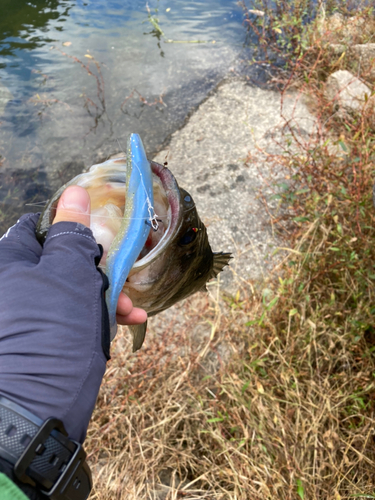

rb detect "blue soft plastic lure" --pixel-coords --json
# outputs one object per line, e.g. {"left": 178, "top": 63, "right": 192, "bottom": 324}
{"left": 105, "top": 133, "right": 154, "bottom": 340}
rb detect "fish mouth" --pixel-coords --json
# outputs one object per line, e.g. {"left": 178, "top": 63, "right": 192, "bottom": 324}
{"left": 86, "top": 158, "right": 183, "bottom": 289}
{"left": 37, "top": 154, "right": 183, "bottom": 282}
{"left": 38, "top": 155, "right": 183, "bottom": 274}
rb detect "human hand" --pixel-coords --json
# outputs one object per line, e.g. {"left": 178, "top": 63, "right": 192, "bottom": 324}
{"left": 0, "top": 186, "right": 146, "bottom": 443}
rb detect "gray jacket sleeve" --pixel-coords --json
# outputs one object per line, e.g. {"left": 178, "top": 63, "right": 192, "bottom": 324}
{"left": 0, "top": 213, "right": 110, "bottom": 443}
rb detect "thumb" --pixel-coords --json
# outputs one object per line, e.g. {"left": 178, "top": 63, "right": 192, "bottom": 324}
{"left": 53, "top": 185, "right": 91, "bottom": 227}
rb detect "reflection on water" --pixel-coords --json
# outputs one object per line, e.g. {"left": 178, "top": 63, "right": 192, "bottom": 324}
{"left": 0, "top": 0, "right": 74, "bottom": 62}
{"left": 0, "top": 0, "right": 246, "bottom": 232}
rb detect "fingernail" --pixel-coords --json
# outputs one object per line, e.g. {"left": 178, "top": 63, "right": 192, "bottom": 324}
{"left": 60, "top": 186, "right": 90, "bottom": 213}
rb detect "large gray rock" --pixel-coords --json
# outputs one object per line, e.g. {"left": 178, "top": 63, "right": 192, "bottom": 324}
{"left": 134, "top": 78, "right": 318, "bottom": 364}
{"left": 325, "top": 70, "right": 371, "bottom": 117}
{"left": 153, "top": 78, "right": 317, "bottom": 293}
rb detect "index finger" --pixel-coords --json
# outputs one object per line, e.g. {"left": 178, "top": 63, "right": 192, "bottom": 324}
{"left": 116, "top": 292, "right": 147, "bottom": 325}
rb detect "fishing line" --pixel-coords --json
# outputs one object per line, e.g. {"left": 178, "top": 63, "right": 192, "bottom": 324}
{"left": 89, "top": 213, "right": 169, "bottom": 223}
{"left": 25, "top": 202, "right": 197, "bottom": 218}
{"left": 25, "top": 133, "right": 198, "bottom": 230}
{"left": 25, "top": 202, "right": 49, "bottom": 207}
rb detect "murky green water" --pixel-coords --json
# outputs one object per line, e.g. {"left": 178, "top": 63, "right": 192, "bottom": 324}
{"left": 0, "top": 0, "right": 249, "bottom": 231}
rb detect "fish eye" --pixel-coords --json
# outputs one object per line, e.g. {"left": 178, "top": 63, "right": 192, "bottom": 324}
{"left": 179, "top": 228, "right": 197, "bottom": 246}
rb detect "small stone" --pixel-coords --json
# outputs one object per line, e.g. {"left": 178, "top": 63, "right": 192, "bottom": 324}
{"left": 350, "top": 43, "right": 375, "bottom": 77}
{"left": 325, "top": 12, "right": 345, "bottom": 34}
{"left": 352, "top": 43, "right": 375, "bottom": 59}
{"left": 325, "top": 70, "right": 371, "bottom": 117}
{"left": 328, "top": 44, "right": 346, "bottom": 56}
{"left": 322, "top": 13, "right": 371, "bottom": 44}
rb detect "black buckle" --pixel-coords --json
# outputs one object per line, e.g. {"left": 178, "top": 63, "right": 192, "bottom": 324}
{"left": 14, "top": 417, "right": 92, "bottom": 500}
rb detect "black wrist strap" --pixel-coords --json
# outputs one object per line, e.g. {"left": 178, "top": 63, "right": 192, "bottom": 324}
{"left": 0, "top": 396, "right": 92, "bottom": 500}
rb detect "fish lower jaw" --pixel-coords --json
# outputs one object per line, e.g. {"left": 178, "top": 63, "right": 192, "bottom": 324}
{"left": 122, "top": 282, "right": 154, "bottom": 309}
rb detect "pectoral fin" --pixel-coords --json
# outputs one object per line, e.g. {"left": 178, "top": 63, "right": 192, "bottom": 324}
{"left": 129, "top": 321, "right": 148, "bottom": 352}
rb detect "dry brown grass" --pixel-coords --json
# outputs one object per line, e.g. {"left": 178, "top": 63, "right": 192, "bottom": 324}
{"left": 85, "top": 269, "right": 375, "bottom": 499}
{"left": 85, "top": 4, "right": 375, "bottom": 499}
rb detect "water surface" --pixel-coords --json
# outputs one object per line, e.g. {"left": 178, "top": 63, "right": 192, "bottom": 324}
{"left": 0, "top": 0, "right": 246, "bottom": 231}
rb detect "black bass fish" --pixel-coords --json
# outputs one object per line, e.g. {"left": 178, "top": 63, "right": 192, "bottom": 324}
{"left": 37, "top": 138, "right": 231, "bottom": 351}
